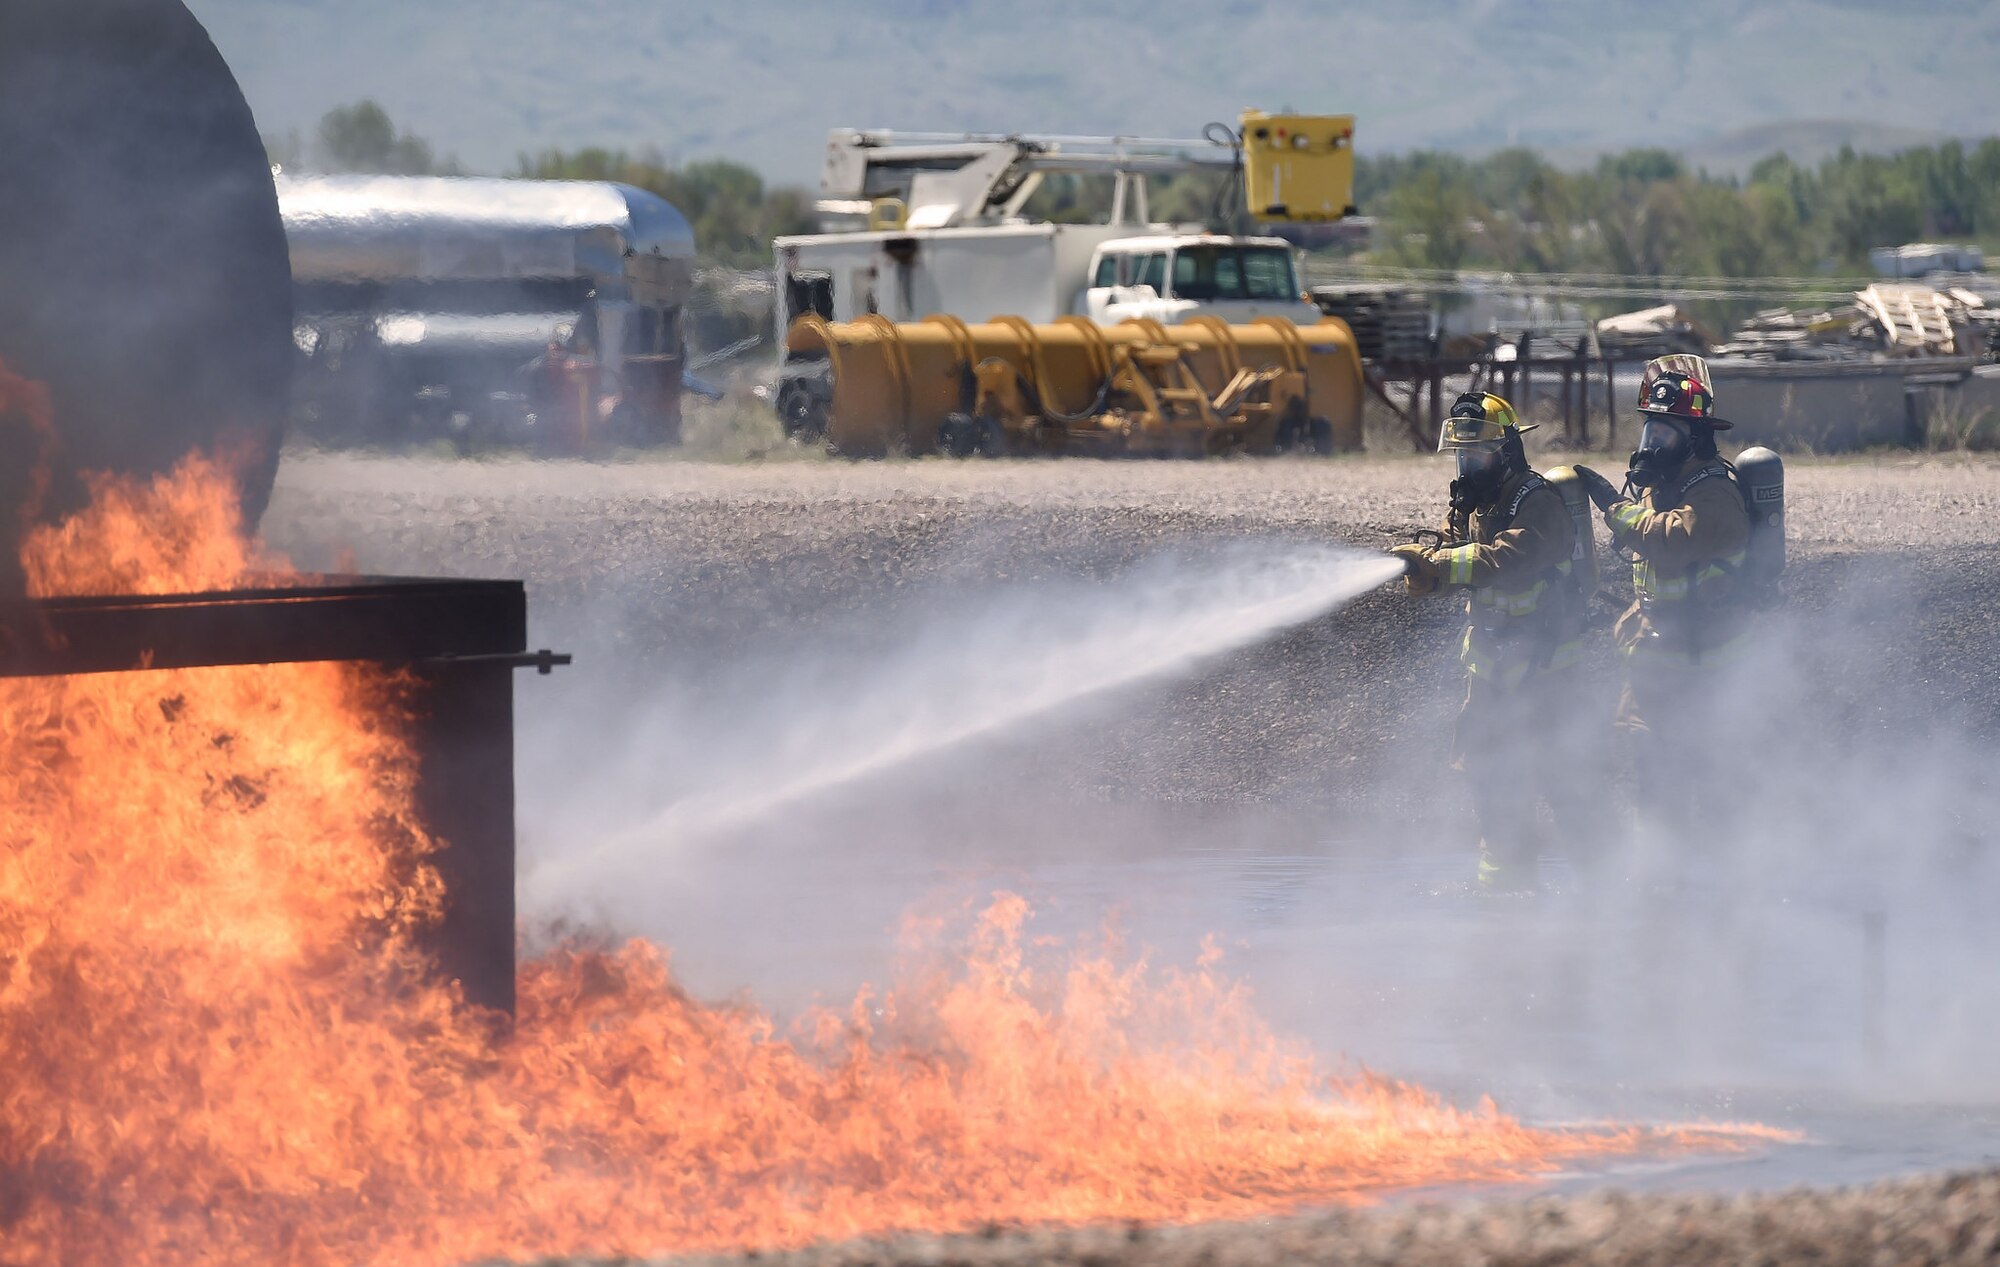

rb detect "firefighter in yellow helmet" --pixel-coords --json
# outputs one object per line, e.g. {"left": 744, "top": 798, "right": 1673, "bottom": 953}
{"left": 1391, "top": 392, "right": 1593, "bottom": 892}
{"left": 1571, "top": 357, "right": 1755, "bottom": 853}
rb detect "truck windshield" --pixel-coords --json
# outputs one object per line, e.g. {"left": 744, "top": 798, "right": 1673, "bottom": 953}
{"left": 1134, "top": 252, "right": 1167, "bottom": 292}
{"left": 1170, "top": 246, "right": 1298, "bottom": 301}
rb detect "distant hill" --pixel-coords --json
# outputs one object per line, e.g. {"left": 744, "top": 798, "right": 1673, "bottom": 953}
{"left": 1525, "top": 120, "right": 1962, "bottom": 178}
{"left": 192, "top": 0, "right": 2000, "bottom": 184}
{"left": 1679, "top": 120, "right": 1959, "bottom": 176}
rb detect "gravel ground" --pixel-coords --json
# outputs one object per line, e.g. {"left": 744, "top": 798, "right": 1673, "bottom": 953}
{"left": 264, "top": 448, "right": 2000, "bottom": 814}
{"left": 260, "top": 447, "right": 2000, "bottom": 927}
{"left": 260, "top": 449, "right": 2000, "bottom": 1267}
{"left": 637, "top": 1168, "right": 2000, "bottom": 1267}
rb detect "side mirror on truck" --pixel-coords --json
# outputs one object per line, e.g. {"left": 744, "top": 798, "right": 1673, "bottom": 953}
{"left": 1081, "top": 284, "right": 1160, "bottom": 322}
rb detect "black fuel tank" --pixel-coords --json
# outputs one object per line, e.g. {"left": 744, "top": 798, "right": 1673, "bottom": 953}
{"left": 0, "top": 0, "right": 290, "bottom": 568}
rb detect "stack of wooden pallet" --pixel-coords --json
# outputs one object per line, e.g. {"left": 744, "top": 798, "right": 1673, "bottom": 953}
{"left": 1715, "top": 305, "right": 1872, "bottom": 360}
{"left": 1718, "top": 279, "right": 2000, "bottom": 361}
{"left": 1309, "top": 285, "right": 1433, "bottom": 364}
{"left": 1854, "top": 283, "right": 1962, "bottom": 356}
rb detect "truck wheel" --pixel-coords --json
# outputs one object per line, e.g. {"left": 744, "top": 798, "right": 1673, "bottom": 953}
{"left": 938, "top": 412, "right": 976, "bottom": 457}
{"left": 941, "top": 413, "right": 1004, "bottom": 457}
{"left": 775, "top": 376, "right": 827, "bottom": 442}
{"left": 971, "top": 416, "right": 1006, "bottom": 457}
{"left": 1307, "top": 416, "right": 1336, "bottom": 455}
{"left": 1273, "top": 401, "right": 1308, "bottom": 454}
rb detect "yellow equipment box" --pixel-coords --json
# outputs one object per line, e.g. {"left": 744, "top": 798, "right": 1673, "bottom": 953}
{"left": 1238, "top": 111, "right": 1356, "bottom": 223}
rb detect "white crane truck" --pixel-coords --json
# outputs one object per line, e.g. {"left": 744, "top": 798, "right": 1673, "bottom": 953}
{"left": 769, "top": 112, "right": 1357, "bottom": 443}
{"left": 772, "top": 112, "right": 1355, "bottom": 338}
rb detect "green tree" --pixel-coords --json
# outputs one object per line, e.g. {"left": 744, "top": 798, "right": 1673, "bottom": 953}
{"left": 1336, "top": 131, "right": 2000, "bottom": 328}
{"left": 1149, "top": 170, "right": 1244, "bottom": 229}
{"left": 1746, "top": 153, "right": 1816, "bottom": 228}
{"left": 1741, "top": 181, "right": 1810, "bottom": 275}
{"left": 515, "top": 149, "right": 814, "bottom": 267}
{"left": 1820, "top": 149, "right": 1923, "bottom": 266}
{"left": 1595, "top": 148, "right": 1685, "bottom": 185}
{"left": 316, "top": 100, "right": 437, "bottom": 176}
{"left": 1380, "top": 169, "right": 1479, "bottom": 270}
{"left": 1909, "top": 139, "right": 1976, "bottom": 236}
{"left": 1492, "top": 161, "right": 1592, "bottom": 273}
{"left": 1474, "top": 147, "right": 1557, "bottom": 208}
{"left": 1968, "top": 138, "right": 2000, "bottom": 236}
{"left": 1591, "top": 178, "right": 1692, "bottom": 277}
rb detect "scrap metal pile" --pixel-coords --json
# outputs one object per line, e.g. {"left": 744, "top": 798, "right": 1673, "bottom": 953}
{"left": 1309, "top": 285, "right": 1434, "bottom": 364}
{"left": 1592, "top": 304, "right": 1716, "bottom": 360}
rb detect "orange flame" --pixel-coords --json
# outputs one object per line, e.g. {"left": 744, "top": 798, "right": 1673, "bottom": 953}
{"left": 0, "top": 455, "right": 1768, "bottom": 1266}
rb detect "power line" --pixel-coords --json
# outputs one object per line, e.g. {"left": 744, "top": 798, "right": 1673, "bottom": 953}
{"left": 1303, "top": 260, "right": 1865, "bottom": 305}
{"left": 1309, "top": 260, "right": 1854, "bottom": 289}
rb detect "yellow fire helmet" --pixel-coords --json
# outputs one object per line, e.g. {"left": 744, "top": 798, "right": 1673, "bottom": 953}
{"left": 1437, "top": 391, "right": 1537, "bottom": 451}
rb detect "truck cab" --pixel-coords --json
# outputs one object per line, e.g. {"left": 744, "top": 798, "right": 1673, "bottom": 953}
{"left": 1080, "top": 236, "right": 1321, "bottom": 327}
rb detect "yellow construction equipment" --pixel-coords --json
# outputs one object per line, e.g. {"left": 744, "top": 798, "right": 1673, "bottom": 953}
{"left": 1239, "top": 112, "right": 1358, "bottom": 223}
{"left": 783, "top": 313, "right": 1365, "bottom": 458}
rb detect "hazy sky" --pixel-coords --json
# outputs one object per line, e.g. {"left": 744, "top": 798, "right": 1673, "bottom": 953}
{"left": 194, "top": 0, "right": 1997, "bottom": 180}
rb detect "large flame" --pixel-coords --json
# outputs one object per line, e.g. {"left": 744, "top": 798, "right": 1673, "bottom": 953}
{"left": 0, "top": 451, "right": 1765, "bottom": 1266}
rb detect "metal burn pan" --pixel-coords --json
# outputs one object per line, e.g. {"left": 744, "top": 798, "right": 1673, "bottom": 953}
{"left": 0, "top": 574, "right": 565, "bottom": 1015}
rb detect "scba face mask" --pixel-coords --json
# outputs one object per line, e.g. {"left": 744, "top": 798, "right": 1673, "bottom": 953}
{"left": 1627, "top": 417, "right": 1692, "bottom": 488}
{"left": 1449, "top": 442, "right": 1508, "bottom": 511}
{"left": 1456, "top": 444, "right": 1502, "bottom": 480}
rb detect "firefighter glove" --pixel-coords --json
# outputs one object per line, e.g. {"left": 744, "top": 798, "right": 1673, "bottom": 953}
{"left": 1390, "top": 543, "right": 1440, "bottom": 596}
{"left": 1603, "top": 497, "right": 1644, "bottom": 538}
{"left": 1572, "top": 464, "right": 1619, "bottom": 512}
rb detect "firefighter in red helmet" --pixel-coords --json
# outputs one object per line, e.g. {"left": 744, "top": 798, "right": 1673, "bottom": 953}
{"left": 1572, "top": 356, "right": 1757, "bottom": 860}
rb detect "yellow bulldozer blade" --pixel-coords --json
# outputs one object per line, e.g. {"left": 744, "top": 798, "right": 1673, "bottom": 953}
{"left": 782, "top": 313, "right": 1365, "bottom": 458}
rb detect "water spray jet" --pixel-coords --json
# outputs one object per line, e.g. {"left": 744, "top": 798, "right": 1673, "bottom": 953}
{"left": 529, "top": 545, "right": 1401, "bottom": 901}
